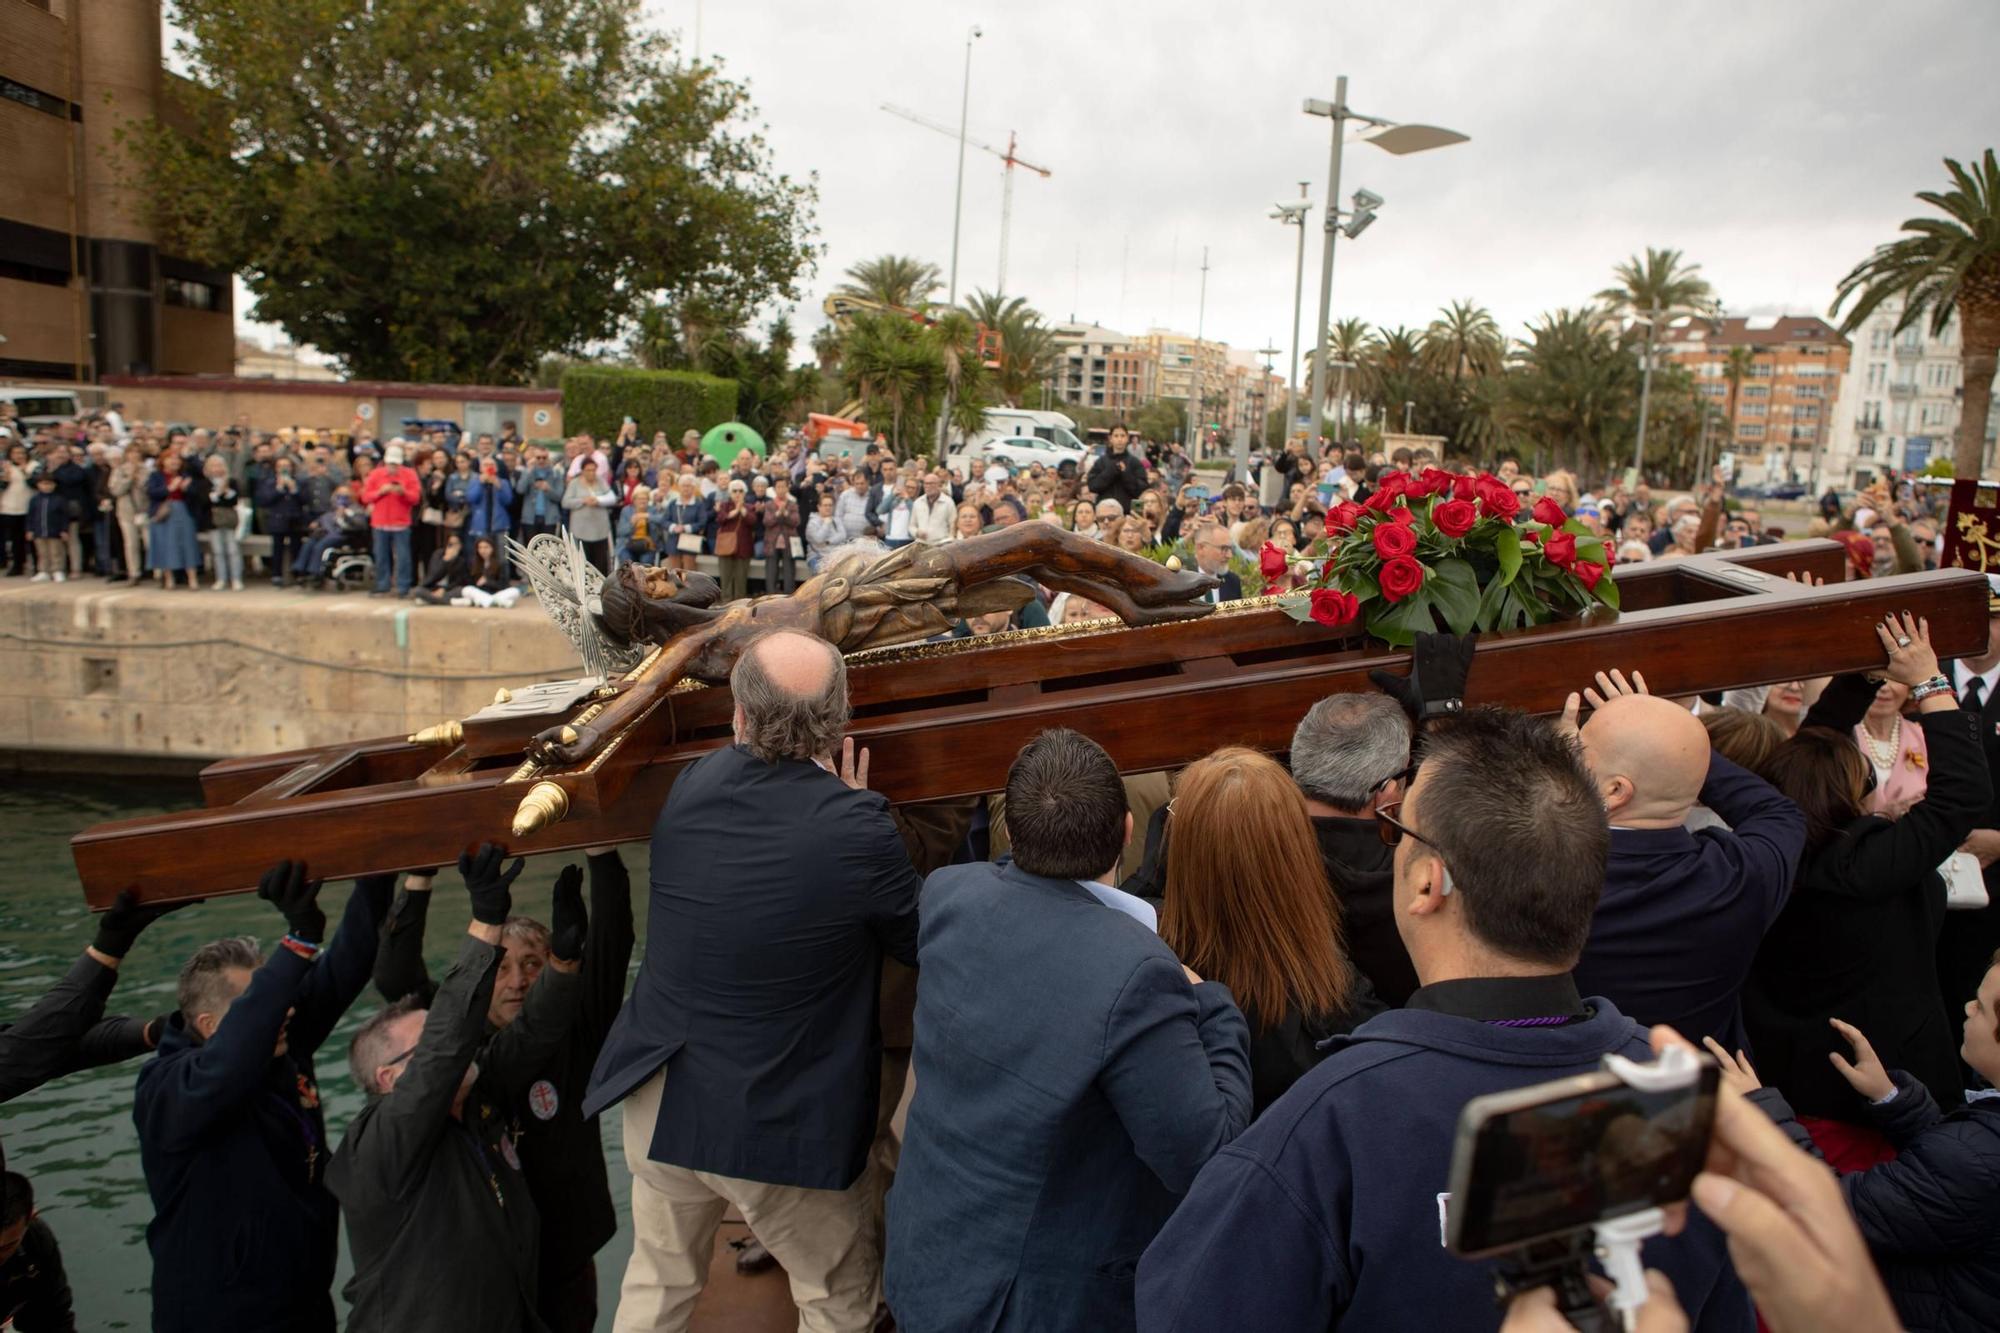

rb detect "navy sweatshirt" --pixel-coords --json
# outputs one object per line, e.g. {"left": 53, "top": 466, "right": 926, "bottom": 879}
{"left": 1575, "top": 754, "right": 1805, "bottom": 1053}
{"left": 1136, "top": 995, "right": 1755, "bottom": 1333}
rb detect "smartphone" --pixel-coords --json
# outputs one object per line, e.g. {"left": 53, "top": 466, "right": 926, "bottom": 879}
{"left": 1532, "top": 479, "right": 1548, "bottom": 497}
{"left": 1444, "top": 1059, "right": 1719, "bottom": 1258}
{"left": 1186, "top": 485, "right": 1210, "bottom": 501}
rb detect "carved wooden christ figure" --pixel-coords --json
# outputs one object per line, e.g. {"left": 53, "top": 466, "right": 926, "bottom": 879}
{"left": 528, "top": 521, "right": 1222, "bottom": 767}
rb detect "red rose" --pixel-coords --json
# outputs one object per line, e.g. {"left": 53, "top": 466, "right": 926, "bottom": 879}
{"left": 1363, "top": 487, "right": 1397, "bottom": 512}
{"left": 1522, "top": 527, "right": 1541, "bottom": 544}
{"left": 1431, "top": 498, "right": 1478, "bottom": 538}
{"left": 1416, "top": 467, "right": 1455, "bottom": 498}
{"left": 1532, "top": 496, "right": 1567, "bottom": 527}
{"left": 1328, "top": 501, "right": 1365, "bottom": 531}
{"left": 1476, "top": 479, "right": 1520, "bottom": 520}
{"left": 1308, "top": 588, "right": 1360, "bottom": 627}
{"left": 1543, "top": 530, "right": 1578, "bottom": 567}
{"left": 1378, "top": 556, "right": 1426, "bottom": 602}
{"left": 1387, "top": 505, "right": 1416, "bottom": 526}
{"left": 1574, "top": 560, "right": 1606, "bottom": 590}
{"left": 1377, "top": 471, "right": 1410, "bottom": 498}
{"left": 1259, "top": 541, "right": 1287, "bottom": 579}
{"left": 1452, "top": 474, "right": 1478, "bottom": 502}
{"left": 1372, "top": 521, "right": 1418, "bottom": 559}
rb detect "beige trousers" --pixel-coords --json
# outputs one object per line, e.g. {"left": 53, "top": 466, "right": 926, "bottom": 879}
{"left": 614, "top": 1068, "right": 882, "bottom": 1333}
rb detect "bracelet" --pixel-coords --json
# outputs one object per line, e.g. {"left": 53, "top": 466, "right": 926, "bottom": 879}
{"left": 1910, "top": 674, "right": 1955, "bottom": 702}
{"left": 280, "top": 934, "right": 321, "bottom": 960}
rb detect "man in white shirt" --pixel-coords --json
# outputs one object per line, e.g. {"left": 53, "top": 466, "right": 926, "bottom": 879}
{"left": 910, "top": 472, "right": 956, "bottom": 545}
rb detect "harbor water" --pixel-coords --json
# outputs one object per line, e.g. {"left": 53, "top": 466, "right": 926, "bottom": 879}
{"left": 0, "top": 776, "right": 645, "bottom": 1327}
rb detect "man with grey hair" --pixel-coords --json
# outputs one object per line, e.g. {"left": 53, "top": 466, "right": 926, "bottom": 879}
{"left": 1289, "top": 692, "right": 1420, "bottom": 1006}
{"left": 584, "top": 627, "right": 921, "bottom": 1332}
{"left": 134, "top": 862, "right": 394, "bottom": 1333}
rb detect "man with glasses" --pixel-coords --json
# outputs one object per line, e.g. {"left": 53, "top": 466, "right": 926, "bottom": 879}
{"left": 1139, "top": 709, "right": 1754, "bottom": 1332}
{"left": 1191, "top": 523, "right": 1241, "bottom": 603}
{"left": 331, "top": 844, "right": 585, "bottom": 1333}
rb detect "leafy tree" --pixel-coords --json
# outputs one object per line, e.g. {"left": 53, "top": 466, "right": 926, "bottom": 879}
{"left": 1597, "top": 248, "right": 1715, "bottom": 324}
{"left": 840, "top": 312, "right": 934, "bottom": 454}
{"left": 962, "top": 289, "right": 1059, "bottom": 406}
{"left": 1833, "top": 150, "right": 2000, "bottom": 477}
{"left": 143, "top": 0, "right": 818, "bottom": 385}
{"left": 1422, "top": 300, "right": 1504, "bottom": 383}
{"left": 1133, "top": 398, "right": 1186, "bottom": 445}
{"left": 835, "top": 255, "right": 943, "bottom": 311}
{"left": 1722, "top": 344, "right": 1756, "bottom": 456}
{"left": 1505, "top": 306, "right": 1641, "bottom": 475}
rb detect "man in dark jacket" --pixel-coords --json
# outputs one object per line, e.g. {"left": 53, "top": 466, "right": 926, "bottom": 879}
{"left": 1137, "top": 710, "right": 1754, "bottom": 1332}
{"left": 1569, "top": 672, "right": 1806, "bottom": 1052}
{"left": 1086, "top": 424, "right": 1149, "bottom": 514}
{"left": 331, "top": 845, "right": 583, "bottom": 1333}
{"left": 0, "top": 890, "right": 178, "bottom": 1103}
{"left": 1287, "top": 691, "right": 1420, "bottom": 1006}
{"left": 1944, "top": 593, "right": 2000, "bottom": 1052}
{"left": 0, "top": 1173, "right": 72, "bottom": 1333}
{"left": 885, "top": 729, "right": 1252, "bottom": 1333}
{"left": 133, "top": 863, "right": 390, "bottom": 1333}
{"left": 584, "top": 628, "right": 920, "bottom": 1332}
{"left": 371, "top": 850, "right": 633, "bottom": 1333}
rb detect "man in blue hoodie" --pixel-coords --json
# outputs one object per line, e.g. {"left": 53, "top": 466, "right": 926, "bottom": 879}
{"left": 1137, "top": 709, "right": 1755, "bottom": 1333}
{"left": 133, "top": 862, "right": 391, "bottom": 1333}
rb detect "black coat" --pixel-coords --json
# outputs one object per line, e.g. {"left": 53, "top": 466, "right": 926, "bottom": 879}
{"left": 1745, "top": 704, "right": 1991, "bottom": 1117}
{"left": 0, "top": 1218, "right": 72, "bottom": 1333}
{"left": 1313, "top": 817, "right": 1419, "bottom": 1008}
{"left": 371, "top": 852, "right": 635, "bottom": 1284}
{"left": 331, "top": 935, "right": 573, "bottom": 1333}
{"left": 133, "top": 881, "right": 388, "bottom": 1333}
{"left": 582, "top": 744, "right": 922, "bottom": 1190}
{"left": 1841, "top": 1071, "right": 2000, "bottom": 1333}
{"left": 255, "top": 474, "right": 309, "bottom": 535}
{"left": 1941, "top": 662, "right": 2000, "bottom": 1045}
{"left": 0, "top": 952, "right": 149, "bottom": 1104}
{"left": 1086, "top": 449, "right": 1149, "bottom": 512}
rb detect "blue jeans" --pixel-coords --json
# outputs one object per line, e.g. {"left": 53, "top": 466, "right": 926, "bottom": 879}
{"left": 372, "top": 526, "right": 413, "bottom": 594}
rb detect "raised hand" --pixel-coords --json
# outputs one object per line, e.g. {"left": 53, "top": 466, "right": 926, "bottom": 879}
{"left": 92, "top": 888, "right": 187, "bottom": 961}
{"left": 1369, "top": 630, "right": 1477, "bottom": 723}
{"left": 1827, "top": 1018, "right": 1895, "bottom": 1102}
{"left": 836, "top": 736, "right": 871, "bottom": 791}
{"left": 549, "top": 864, "right": 586, "bottom": 964}
{"left": 1700, "top": 1036, "right": 1763, "bottom": 1097}
{"left": 458, "top": 843, "right": 525, "bottom": 926}
{"left": 257, "top": 860, "right": 326, "bottom": 943}
{"left": 1874, "top": 611, "right": 1938, "bottom": 687}
{"left": 1582, "top": 668, "right": 1650, "bottom": 710}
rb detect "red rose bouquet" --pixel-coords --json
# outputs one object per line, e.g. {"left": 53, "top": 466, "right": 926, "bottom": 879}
{"left": 1277, "top": 470, "right": 1619, "bottom": 646}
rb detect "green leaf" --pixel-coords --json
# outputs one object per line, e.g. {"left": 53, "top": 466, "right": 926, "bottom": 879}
{"left": 1277, "top": 592, "right": 1317, "bottom": 623}
{"left": 1493, "top": 526, "right": 1523, "bottom": 586}
{"left": 1474, "top": 569, "right": 1513, "bottom": 632}
{"left": 1595, "top": 570, "right": 1622, "bottom": 611}
{"left": 1428, "top": 557, "right": 1481, "bottom": 635}
{"left": 1367, "top": 592, "right": 1435, "bottom": 647}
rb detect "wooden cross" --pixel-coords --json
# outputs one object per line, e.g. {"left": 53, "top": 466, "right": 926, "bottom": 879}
{"left": 70, "top": 541, "right": 1990, "bottom": 907}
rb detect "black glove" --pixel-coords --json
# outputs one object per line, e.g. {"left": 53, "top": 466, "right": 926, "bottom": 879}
{"left": 258, "top": 860, "right": 326, "bottom": 943}
{"left": 1369, "top": 630, "right": 1479, "bottom": 723}
{"left": 353, "top": 873, "right": 397, "bottom": 923}
{"left": 143, "top": 1011, "right": 175, "bottom": 1049}
{"left": 459, "top": 843, "right": 525, "bottom": 926}
{"left": 92, "top": 889, "right": 184, "bottom": 960}
{"left": 549, "top": 864, "right": 586, "bottom": 963}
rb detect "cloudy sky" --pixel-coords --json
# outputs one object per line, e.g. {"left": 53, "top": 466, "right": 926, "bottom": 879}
{"left": 633, "top": 0, "right": 1997, "bottom": 375}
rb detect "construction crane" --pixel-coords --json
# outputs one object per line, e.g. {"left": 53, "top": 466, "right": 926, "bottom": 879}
{"left": 880, "top": 103, "right": 1051, "bottom": 297}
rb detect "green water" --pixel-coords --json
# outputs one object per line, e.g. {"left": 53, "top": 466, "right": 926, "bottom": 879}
{"left": 0, "top": 777, "right": 647, "bottom": 1328}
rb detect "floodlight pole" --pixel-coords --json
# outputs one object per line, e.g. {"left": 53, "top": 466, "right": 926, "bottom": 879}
{"left": 1305, "top": 76, "right": 1349, "bottom": 450}
{"left": 1286, "top": 181, "right": 1308, "bottom": 434}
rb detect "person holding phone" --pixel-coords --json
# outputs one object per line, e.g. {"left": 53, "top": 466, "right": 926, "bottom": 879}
{"left": 1137, "top": 708, "right": 1753, "bottom": 1332}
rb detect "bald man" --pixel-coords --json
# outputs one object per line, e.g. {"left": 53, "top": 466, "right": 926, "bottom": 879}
{"left": 1567, "top": 670, "right": 1806, "bottom": 1053}
{"left": 584, "top": 628, "right": 920, "bottom": 1332}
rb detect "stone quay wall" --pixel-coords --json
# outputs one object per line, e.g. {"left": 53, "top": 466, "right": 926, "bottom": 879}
{"left": 0, "top": 583, "right": 582, "bottom": 759}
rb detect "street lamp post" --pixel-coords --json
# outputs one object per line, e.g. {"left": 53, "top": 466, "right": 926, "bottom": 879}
{"left": 1630, "top": 302, "right": 1659, "bottom": 482}
{"left": 1303, "top": 78, "right": 1467, "bottom": 446}
{"left": 1403, "top": 400, "right": 1415, "bottom": 435}
{"left": 1269, "top": 183, "right": 1310, "bottom": 433}
{"left": 936, "top": 23, "right": 983, "bottom": 456}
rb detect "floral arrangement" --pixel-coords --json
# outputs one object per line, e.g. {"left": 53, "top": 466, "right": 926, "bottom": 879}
{"left": 1265, "top": 468, "right": 1619, "bottom": 646}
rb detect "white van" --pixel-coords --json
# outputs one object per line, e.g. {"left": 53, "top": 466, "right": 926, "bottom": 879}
{"left": 0, "top": 387, "right": 83, "bottom": 433}
{"left": 959, "top": 408, "right": 1085, "bottom": 453}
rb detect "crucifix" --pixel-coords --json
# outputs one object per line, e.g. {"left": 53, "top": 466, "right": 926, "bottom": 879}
{"left": 69, "top": 533, "right": 1990, "bottom": 908}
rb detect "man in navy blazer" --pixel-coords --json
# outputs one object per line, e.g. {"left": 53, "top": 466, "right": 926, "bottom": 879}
{"left": 1568, "top": 673, "right": 1805, "bottom": 1052}
{"left": 885, "top": 728, "right": 1252, "bottom": 1333}
{"left": 582, "top": 628, "right": 921, "bottom": 1332}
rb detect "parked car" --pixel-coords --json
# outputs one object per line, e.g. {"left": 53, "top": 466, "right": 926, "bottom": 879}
{"left": 946, "top": 436, "right": 1085, "bottom": 479}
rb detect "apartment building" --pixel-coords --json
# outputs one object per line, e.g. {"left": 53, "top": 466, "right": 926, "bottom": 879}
{"left": 1655, "top": 314, "right": 1851, "bottom": 484}
{"left": 1138, "top": 329, "right": 1230, "bottom": 417}
{"left": 1822, "top": 295, "right": 1999, "bottom": 484}
{"left": 0, "top": 0, "right": 233, "bottom": 383}
{"left": 1048, "top": 322, "right": 1155, "bottom": 414}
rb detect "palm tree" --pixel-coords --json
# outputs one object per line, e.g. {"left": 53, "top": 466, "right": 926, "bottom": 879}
{"left": 1596, "top": 248, "right": 1715, "bottom": 325}
{"left": 835, "top": 254, "right": 943, "bottom": 312}
{"left": 841, "top": 312, "right": 933, "bottom": 454}
{"left": 1421, "top": 300, "right": 1503, "bottom": 384}
{"left": 1832, "top": 150, "right": 2000, "bottom": 477}
{"left": 1506, "top": 306, "right": 1640, "bottom": 475}
{"left": 962, "top": 289, "right": 1059, "bottom": 406}
{"left": 1721, "top": 344, "right": 1756, "bottom": 457}
{"left": 1326, "top": 317, "right": 1372, "bottom": 438}
{"left": 809, "top": 324, "right": 843, "bottom": 377}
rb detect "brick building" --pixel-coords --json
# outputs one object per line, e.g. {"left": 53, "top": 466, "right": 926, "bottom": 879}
{"left": 0, "top": 0, "right": 233, "bottom": 384}
{"left": 1655, "top": 314, "right": 1852, "bottom": 484}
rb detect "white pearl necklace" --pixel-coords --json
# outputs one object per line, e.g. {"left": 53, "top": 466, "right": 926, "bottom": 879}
{"left": 1863, "top": 714, "right": 1902, "bottom": 768}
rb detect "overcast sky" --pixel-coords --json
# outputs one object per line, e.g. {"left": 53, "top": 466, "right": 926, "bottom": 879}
{"left": 229, "top": 0, "right": 2000, "bottom": 377}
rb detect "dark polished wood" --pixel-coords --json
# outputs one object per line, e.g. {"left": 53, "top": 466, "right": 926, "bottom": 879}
{"left": 71, "top": 543, "right": 1980, "bottom": 907}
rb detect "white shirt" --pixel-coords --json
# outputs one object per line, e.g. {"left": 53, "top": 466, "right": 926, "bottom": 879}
{"left": 1952, "top": 659, "right": 2000, "bottom": 709}
{"left": 886, "top": 497, "right": 913, "bottom": 542}
{"left": 1076, "top": 879, "right": 1158, "bottom": 933}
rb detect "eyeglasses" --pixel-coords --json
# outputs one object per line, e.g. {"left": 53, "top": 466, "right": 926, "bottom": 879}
{"left": 1375, "top": 799, "right": 1440, "bottom": 853}
{"left": 382, "top": 1042, "right": 419, "bottom": 1071}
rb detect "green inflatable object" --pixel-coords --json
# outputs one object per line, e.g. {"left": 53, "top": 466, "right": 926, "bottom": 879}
{"left": 700, "top": 422, "right": 767, "bottom": 468}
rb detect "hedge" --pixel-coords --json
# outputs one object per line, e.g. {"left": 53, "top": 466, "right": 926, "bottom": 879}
{"left": 561, "top": 365, "right": 739, "bottom": 443}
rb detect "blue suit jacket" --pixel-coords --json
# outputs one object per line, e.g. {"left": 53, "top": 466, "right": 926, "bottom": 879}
{"left": 1573, "top": 754, "right": 1805, "bottom": 1053}
{"left": 885, "top": 862, "right": 1253, "bottom": 1333}
{"left": 581, "top": 744, "right": 921, "bottom": 1190}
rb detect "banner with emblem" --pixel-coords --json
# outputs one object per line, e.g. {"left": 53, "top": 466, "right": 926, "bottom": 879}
{"left": 1942, "top": 479, "right": 2000, "bottom": 581}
